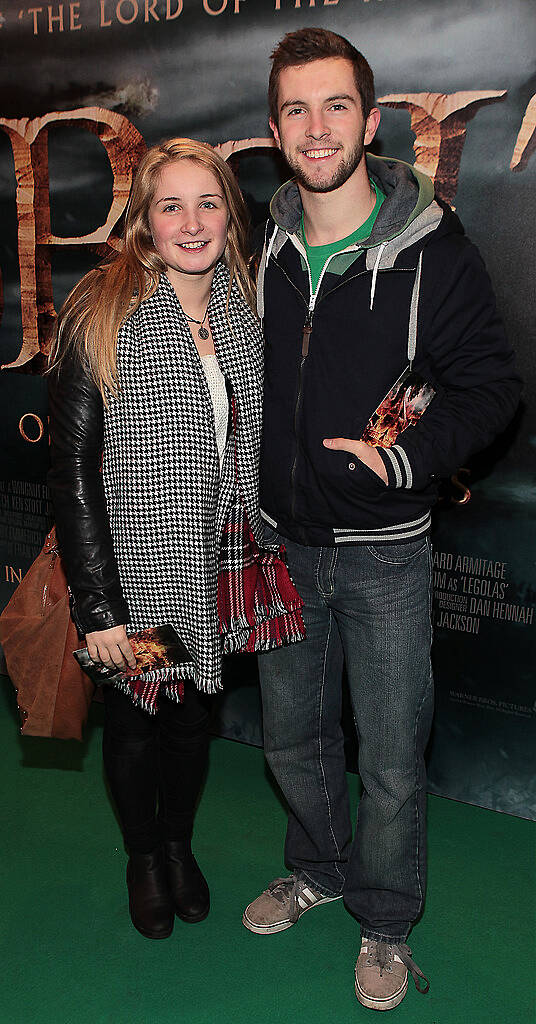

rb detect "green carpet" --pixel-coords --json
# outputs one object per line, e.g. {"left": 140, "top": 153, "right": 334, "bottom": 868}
{"left": 1, "top": 677, "right": 534, "bottom": 1024}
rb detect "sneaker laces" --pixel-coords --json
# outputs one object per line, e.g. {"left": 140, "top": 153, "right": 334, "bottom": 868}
{"left": 266, "top": 875, "right": 314, "bottom": 924}
{"left": 397, "top": 944, "right": 429, "bottom": 994}
{"left": 364, "top": 940, "right": 430, "bottom": 995}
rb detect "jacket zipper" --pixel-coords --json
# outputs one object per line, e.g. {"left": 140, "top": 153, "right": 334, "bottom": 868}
{"left": 290, "top": 305, "right": 313, "bottom": 520}
{"left": 287, "top": 246, "right": 342, "bottom": 521}
{"left": 289, "top": 238, "right": 360, "bottom": 520}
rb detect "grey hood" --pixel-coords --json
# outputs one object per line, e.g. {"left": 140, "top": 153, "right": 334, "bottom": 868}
{"left": 269, "top": 154, "right": 444, "bottom": 271}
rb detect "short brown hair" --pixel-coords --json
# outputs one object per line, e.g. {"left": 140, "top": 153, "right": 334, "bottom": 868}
{"left": 268, "top": 28, "right": 375, "bottom": 124}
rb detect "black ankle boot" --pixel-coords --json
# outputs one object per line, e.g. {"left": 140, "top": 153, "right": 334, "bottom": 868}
{"left": 126, "top": 848, "right": 175, "bottom": 939}
{"left": 165, "top": 841, "right": 210, "bottom": 923}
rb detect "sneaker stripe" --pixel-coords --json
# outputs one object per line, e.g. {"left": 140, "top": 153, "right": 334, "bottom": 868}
{"left": 301, "top": 887, "right": 316, "bottom": 902}
{"left": 242, "top": 880, "right": 343, "bottom": 937}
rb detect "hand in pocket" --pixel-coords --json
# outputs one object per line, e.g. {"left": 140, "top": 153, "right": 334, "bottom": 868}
{"left": 323, "top": 437, "right": 388, "bottom": 483}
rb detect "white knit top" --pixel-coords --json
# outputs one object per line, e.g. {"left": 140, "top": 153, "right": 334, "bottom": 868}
{"left": 201, "top": 353, "right": 228, "bottom": 468}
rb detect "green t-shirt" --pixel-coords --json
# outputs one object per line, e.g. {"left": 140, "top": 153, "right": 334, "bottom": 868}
{"left": 302, "top": 180, "right": 385, "bottom": 294}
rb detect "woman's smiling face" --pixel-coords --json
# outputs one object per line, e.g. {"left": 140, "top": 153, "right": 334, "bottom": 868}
{"left": 149, "top": 159, "right": 229, "bottom": 280}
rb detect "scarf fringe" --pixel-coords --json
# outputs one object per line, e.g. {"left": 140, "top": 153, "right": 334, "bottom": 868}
{"left": 163, "top": 675, "right": 223, "bottom": 698}
{"left": 221, "top": 596, "right": 304, "bottom": 640}
{"left": 222, "top": 625, "right": 251, "bottom": 655}
{"left": 253, "top": 594, "right": 305, "bottom": 621}
{"left": 222, "top": 624, "right": 305, "bottom": 656}
{"left": 111, "top": 661, "right": 197, "bottom": 714}
{"left": 124, "top": 662, "right": 196, "bottom": 685}
{"left": 111, "top": 657, "right": 223, "bottom": 713}
{"left": 222, "top": 605, "right": 305, "bottom": 655}
{"left": 111, "top": 676, "right": 164, "bottom": 715}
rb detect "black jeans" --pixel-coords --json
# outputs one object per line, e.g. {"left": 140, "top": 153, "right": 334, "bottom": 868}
{"left": 102, "top": 682, "right": 211, "bottom": 853}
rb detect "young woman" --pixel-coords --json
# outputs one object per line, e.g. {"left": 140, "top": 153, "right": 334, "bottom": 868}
{"left": 47, "top": 139, "right": 301, "bottom": 940}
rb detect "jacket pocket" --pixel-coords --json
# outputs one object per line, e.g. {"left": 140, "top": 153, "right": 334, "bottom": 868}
{"left": 327, "top": 448, "right": 388, "bottom": 496}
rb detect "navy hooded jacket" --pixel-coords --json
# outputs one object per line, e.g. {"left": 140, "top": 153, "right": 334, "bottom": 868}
{"left": 256, "top": 155, "right": 521, "bottom": 547}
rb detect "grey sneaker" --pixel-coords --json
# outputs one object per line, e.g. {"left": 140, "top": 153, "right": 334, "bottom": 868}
{"left": 242, "top": 874, "right": 342, "bottom": 934}
{"left": 355, "top": 937, "right": 429, "bottom": 1011}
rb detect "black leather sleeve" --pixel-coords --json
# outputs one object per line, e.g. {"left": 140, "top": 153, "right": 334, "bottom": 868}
{"left": 48, "top": 352, "right": 130, "bottom": 635}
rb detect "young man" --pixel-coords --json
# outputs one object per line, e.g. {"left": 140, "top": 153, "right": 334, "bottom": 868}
{"left": 242, "top": 28, "right": 521, "bottom": 1011}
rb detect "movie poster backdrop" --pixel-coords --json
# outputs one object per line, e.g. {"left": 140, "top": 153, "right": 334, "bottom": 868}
{"left": 0, "top": 0, "right": 534, "bottom": 818}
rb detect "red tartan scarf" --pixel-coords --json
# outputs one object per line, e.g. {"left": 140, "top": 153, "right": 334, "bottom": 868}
{"left": 115, "top": 500, "right": 305, "bottom": 713}
{"left": 218, "top": 396, "right": 305, "bottom": 653}
{"left": 217, "top": 500, "right": 305, "bottom": 655}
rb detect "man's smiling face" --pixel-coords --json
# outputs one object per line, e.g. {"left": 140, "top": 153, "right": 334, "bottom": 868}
{"left": 270, "top": 57, "right": 379, "bottom": 193}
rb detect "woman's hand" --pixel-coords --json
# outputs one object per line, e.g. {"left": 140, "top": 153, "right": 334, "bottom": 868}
{"left": 85, "top": 625, "right": 137, "bottom": 671}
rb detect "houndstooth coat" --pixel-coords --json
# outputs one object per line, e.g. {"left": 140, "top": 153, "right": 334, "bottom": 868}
{"left": 102, "top": 263, "right": 264, "bottom": 693}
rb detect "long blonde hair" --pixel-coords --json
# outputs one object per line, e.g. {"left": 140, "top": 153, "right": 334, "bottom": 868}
{"left": 49, "top": 138, "right": 256, "bottom": 398}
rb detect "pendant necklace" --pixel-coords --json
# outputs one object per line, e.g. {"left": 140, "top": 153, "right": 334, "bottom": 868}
{"left": 183, "top": 300, "right": 210, "bottom": 341}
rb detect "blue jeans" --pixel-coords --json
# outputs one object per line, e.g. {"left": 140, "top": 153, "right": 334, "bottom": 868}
{"left": 258, "top": 531, "right": 434, "bottom": 944}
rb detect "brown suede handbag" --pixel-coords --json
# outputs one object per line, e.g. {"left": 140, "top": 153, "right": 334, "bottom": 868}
{"left": 0, "top": 526, "right": 94, "bottom": 740}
